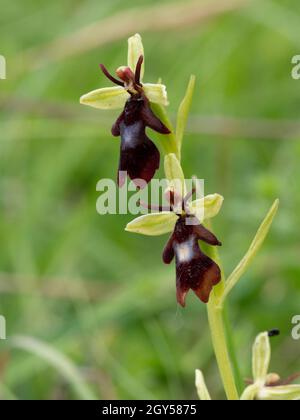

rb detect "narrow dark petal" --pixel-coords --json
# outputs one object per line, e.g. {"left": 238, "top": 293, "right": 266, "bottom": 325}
{"left": 183, "top": 188, "right": 196, "bottom": 211}
{"left": 135, "top": 55, "right": 144, "bottom": 85}
{"left": 140, "top": 101, "right": 171, "bottom": 134}
{"left": 194, "top": 224, "right": 222, "bottom": 246}
{"left": 274, "top": 373, "right": 300, "bottom": 386}
{"left": 99, "top": 64, "right": 124, "bottom": 87}
{"left": 162, "top": 234, "right": 175, "bottom": 264}
{"left": 165, "top": 190, "right": 183, "bottom": 212}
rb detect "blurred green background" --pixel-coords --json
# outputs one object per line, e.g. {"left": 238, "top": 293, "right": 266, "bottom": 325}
{"left": 0, "top": 0, "right": 300, "bottom": 400}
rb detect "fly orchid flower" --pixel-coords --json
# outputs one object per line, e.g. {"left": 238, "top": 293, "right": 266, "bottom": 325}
{"left": 241, "top": 331, "right": 300, "bottom": 401}
{"left": 80, "top": 34, "right": 170, "bottom": 187}
{"left": 126, "top": 154, "right": 224, "bottom": 307}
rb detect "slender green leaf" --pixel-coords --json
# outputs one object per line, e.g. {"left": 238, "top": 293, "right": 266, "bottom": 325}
{"left": 221, "top": 199, "right": 279, "bottom": 304}
{"left": 176, "top": 75, "right": 196, "bottom": 159}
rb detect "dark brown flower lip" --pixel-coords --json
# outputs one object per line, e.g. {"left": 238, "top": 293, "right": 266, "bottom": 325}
{"left": 139, "top": 187, "right": 222, "bottom": 306}
{"left": 159, "top": 188, "right": 222, "bottom": 307}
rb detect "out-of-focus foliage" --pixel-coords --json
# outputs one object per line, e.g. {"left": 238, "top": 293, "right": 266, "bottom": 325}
{"left": 0, "top": 0, "right": 299, "bottom": 400}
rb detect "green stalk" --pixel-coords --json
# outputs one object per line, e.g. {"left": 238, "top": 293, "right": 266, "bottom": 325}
{"left": 158, "top": 95, "right": 241, "bottom": 399}
{"left": 207, "top": 286, "right": 239, "bottom": 400}
{"left": 223, "top": 306, "right": 244, "bottom": 395}
{"left": 204, "top": 222, "right": 239, "bottom": 400}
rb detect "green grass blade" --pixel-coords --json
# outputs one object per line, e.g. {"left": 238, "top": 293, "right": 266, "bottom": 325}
{"left": 10, "top": 336, "right": 97, "bottom": 400}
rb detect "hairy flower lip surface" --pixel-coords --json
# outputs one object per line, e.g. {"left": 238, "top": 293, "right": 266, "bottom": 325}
{"left": 163, "top": 212, "right": 221, "bottom": 307}
{"left": 114, "top": 91, "right": 170, "bottom": 187}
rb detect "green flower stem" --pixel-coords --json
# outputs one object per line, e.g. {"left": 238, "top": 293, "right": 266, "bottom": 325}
{"left": 158, "top": 97, "right": 240, "bottom": 399}
{"left": 207, "top": 297, "right": 239, "bottom": 400}
{"left": 204, "top": 221, "right": 239, "bottom": 400}
{"left": 223, "top": 305, "right": 244, "bottom": 395}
